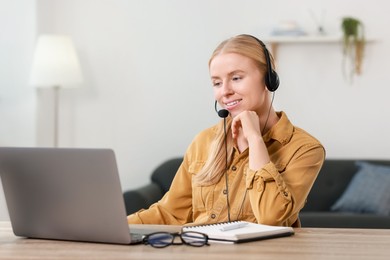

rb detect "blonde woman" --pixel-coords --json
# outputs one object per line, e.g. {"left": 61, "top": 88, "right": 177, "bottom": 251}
{"left": 127, "top": 34, "right": 325, "bottom": 227}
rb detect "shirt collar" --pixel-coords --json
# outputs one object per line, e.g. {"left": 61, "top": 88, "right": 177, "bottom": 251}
{"left": 263, "top": 111, "right": 294, "bottom": 145}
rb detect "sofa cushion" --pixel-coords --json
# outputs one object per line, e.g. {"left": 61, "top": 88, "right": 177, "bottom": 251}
{"left": 302, "top": 160, "right": 358, "bottom": 211}
{"left": 331, "top": 161, "right": 390, "bottom": 216}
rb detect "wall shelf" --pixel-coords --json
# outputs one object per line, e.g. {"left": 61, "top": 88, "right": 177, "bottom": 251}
{"left": 264, "top": 35, "right": 342, "bottom": 44}
{"left": 263, "top": 35, "right": 375, "bottom": 60}
{"left": 263, "top": 35, "right": 341, "bottom": 60}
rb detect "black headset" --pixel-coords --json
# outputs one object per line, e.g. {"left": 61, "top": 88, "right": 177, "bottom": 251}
{"left": 242, "top": 34, "right": 280, "bottom": 92}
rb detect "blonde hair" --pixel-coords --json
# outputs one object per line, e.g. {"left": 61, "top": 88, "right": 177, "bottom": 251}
{"left": 194, "top": 34, "right": 276, "bottom": 186}
{"left": 194, "top": 119, "right": 234, "bottom": 186}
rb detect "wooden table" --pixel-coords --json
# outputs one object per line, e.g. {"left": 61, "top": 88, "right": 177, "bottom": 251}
{"left": 1, "top": 221, "right": 390, "bottom": 259}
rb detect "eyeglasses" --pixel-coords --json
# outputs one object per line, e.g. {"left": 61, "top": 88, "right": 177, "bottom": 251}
{"left": 143, "top": 231, "right": 209, "bottom": 248}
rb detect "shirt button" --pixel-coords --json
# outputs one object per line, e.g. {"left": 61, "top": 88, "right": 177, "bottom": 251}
{"left": 283, "top": 191, "right": 288, "bottom": 197}
{"left": 211, "top": 214, "right": 216, "bottom": 219}
{"left": 223, "top": 189, "right": 227, "bottom": 194}
{"left": 231, "top": 166, "right": 237, "bottom": 171}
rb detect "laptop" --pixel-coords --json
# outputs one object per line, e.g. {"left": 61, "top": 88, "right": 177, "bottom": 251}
{"left": 0, "top": 147, "right": 147, "bottom": 244}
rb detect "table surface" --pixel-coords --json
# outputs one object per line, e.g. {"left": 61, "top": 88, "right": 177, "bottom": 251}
{"left": 1, "top": 221, "right": 390, "bottom": 260}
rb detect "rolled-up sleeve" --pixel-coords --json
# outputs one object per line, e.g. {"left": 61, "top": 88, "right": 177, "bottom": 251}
{"left": 245, "top": 143, "right": 325, "bottom": 226}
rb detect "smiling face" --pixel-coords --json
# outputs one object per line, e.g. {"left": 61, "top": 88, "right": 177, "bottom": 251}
{"left": 210, "top": 52, "right": 269, "bottom": 118}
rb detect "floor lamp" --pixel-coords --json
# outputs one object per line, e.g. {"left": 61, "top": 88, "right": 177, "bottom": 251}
{"left": 30, "top": 34, "right": 83, "bottom": 147}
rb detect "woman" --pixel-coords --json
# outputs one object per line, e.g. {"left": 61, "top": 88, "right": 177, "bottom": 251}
{"left": 127, "top": 34, "right": 325, "bottom": 227}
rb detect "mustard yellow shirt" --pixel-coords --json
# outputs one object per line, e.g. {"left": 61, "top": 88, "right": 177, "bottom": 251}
{"left": 128, "top": 112, "right": 325, "bottom": 227}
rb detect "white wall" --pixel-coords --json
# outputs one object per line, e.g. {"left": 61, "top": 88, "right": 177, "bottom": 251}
{"left": 0, "top": 0, "right": 36, "bottom": 145}
{"left": 1, "top": 0, "right": 390, "bottom": 220}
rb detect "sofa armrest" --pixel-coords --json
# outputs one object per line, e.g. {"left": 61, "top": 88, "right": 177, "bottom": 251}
{"left": 123, "top": 183, "right": 163, "bottom": 215}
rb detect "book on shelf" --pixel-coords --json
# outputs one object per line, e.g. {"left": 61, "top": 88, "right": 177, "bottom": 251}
{"left": 182, "top": 221, "right": 294, "bottom": 243}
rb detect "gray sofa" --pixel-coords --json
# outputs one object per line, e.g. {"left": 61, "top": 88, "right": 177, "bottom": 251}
{"left": 300, "top": 159, "right": 390, "bottom": 228}
{"left": 124, "top": 158, "right": 390, "bottom": 228}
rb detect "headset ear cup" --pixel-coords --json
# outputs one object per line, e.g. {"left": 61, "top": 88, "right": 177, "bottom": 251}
{"left": 266, "top": 70, "right": 279, "bottom": 92}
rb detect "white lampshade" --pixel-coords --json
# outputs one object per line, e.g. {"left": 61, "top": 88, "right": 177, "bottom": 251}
{"left": 30, "top": 34, "right": 83, "bottom": 88}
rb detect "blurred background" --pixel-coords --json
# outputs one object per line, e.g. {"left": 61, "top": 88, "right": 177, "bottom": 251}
{"left": 1, "top": 0, "right": 389, "bottom": 220}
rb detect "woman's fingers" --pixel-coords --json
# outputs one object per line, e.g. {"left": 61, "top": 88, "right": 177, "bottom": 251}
{"left": 231, "top": 111, "right": 261, "bottom": 140}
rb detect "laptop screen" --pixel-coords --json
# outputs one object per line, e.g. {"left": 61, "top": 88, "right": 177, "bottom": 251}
{"left": 0, "top": 147, "right": 132, "bottom": 244}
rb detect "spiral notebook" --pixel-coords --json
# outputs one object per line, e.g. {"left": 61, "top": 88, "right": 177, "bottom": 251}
{"left": 182, "top": 221, "right": 294, "bottom": 243}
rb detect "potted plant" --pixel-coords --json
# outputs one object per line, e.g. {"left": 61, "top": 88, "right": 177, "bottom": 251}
{"left": 341, "top": 17, "right": 365, "bottom": 82}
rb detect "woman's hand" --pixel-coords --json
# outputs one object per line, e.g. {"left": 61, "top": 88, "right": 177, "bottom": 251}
{"left": 231, "top": 111, "right": 262, "bottom": 141}
{"left": 231, "top": 111, "right": 270, "bottom": 170}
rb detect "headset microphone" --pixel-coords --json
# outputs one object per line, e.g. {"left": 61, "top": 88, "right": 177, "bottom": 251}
{"left": 214, "top": 101, "right": 229, "bottom": 118}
